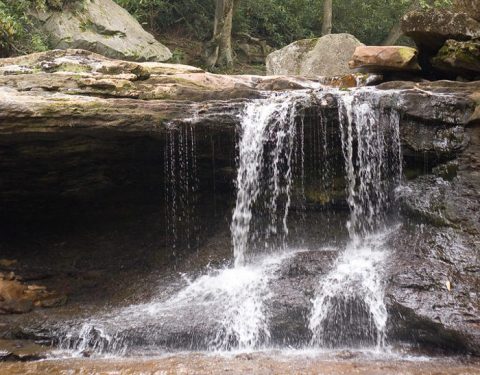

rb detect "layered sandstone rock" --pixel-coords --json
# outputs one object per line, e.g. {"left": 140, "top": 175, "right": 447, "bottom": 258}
{"left": 349, "top": 46, "right": 421, "bottom": 72}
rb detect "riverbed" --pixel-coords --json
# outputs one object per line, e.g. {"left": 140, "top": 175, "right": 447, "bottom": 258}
{"left": 1, "top": 352, "right": 479, "bottom": 375}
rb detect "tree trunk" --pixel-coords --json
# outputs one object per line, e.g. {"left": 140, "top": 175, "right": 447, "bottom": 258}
{"left": 382, "top": 0, "right": 420, "bottom": 45}
{"left": 382, "top": 22, "right": 403, "bottom": 45}
{"left": 205, "top": 0, "right": 235, "bottom": 68}
{"left": 321, "top": 0, "right": 333, "bottom": 36}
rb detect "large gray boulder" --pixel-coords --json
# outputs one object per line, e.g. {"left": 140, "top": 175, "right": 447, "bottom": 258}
{"left": 32, "top": 0, "right": 172, "bottom": 62}
{"left": 266, "top": 34, "right": 363, "bottom": 77}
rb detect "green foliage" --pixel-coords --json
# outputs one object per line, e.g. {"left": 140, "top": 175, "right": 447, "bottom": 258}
{"left": 418, "top": 0, "right": 453, "bottom": 8}
{"left": 0, "top": 0, "right": 455, "bottom": 58}
{"left": 332, "top": 0, "right": 410, "bottom": 45}
{"left": 234, "top": 0, "right": 321, "bottom": 46}
{"left": 114, "top": 0, "right": 214, "bottom": 39}
{"left": 170, "top": 48, "right": 186, "bottom": 64}
{"left": 112, "top": 0, "right": 454, "bottom": 49}
{"left": 0, "top": 0, "right": 83, "bottom": 56}
{"left": 0, "top": 0, "right": 50, "bottom": 56}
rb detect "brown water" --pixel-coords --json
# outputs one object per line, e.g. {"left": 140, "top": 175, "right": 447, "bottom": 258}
{"left": 1, "top": 353, "right": 479, "bottom": 375}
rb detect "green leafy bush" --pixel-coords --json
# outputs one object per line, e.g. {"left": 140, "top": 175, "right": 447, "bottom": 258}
{"left": 115, "top": 0, "right": 214, "bottom": 39}
{"left": 0, "top": 0, "right": 50, "bottom": 56}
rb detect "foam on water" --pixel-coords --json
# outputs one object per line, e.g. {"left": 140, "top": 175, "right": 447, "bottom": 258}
{"left": 58, "top": 252, "right": 298, "bottom": 355}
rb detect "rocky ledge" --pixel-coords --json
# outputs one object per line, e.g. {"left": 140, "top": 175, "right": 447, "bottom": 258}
{"left": 0, "top": 49, "right": 325, "bottom": 132}
{"left": 0, "top": 49, "right": 477, "bottom": 133}
{"left": 0, "top": 49, "right": 477, "bottom": 218}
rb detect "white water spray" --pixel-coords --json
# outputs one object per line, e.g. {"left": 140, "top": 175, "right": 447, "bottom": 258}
{"left": 231, "top": 92, "right": 311, "bottom": 267}
{"left": 57, "top": 88, "right": 404, "bottom": 356}
{"left": 309, "top": 89, "right": 402, "bottom": 349}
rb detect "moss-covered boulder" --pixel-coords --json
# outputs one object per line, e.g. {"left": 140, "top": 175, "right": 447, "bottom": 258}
{"left": 432, "top": 39, "right": 480, "bottom": 78}
{"left": 32, "top": 0, "right": 172, "bottom": 62}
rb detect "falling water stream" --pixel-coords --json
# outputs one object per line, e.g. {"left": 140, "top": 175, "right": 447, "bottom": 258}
{"left": 55, "top": 87, "right": 403, "bottom": 356}
{"left": 231, "top": 91, "right": 312, "bottom": 266}
{"left": 309, "top": 90, "right": 402, "bottom": 349}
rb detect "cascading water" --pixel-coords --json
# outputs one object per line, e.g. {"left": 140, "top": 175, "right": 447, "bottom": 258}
{"left": 56, "top": 91, "right": 310, "bottom": 355}
{"left": 309, "top": 89, "right": 402, "bottom": 349}
{"left": 54, "top": 87, "right": 404, "bottom": 356}
{"left": 231, "top": 91, "right": 311, "bottom": 266}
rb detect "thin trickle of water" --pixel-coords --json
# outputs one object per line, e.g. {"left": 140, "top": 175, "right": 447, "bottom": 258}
{"left": 164, "top": 124, "right": 199, "bottom": 255}
{"left": 309, "top": 89, "right": 403, "bottom": 349}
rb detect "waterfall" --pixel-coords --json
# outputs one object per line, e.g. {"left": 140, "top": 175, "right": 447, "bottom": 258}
{"left": 231, "top": 91, "right": 310, "bottom": 267}
{"left": 54, "top": 87, "right": 404, "bottom": 356}
{"left": 309, "top": 89, "right": 402, "bottom": 349}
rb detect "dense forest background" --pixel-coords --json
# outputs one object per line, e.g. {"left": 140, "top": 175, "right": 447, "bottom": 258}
{"left": 0, "top": 0, "right": 452, "bottom": 67}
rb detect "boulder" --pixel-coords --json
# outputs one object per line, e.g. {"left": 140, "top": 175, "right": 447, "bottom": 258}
{"left": 432, "top": 39, "right": 480, "bottom": 78}
{"left": 402, "top": 8, "right": 480, "bottom": 52}
{"left": 349, "top": 46, "right": 421, "bottom": 72}
{"left": 455, "top": 0, "right": 480, "bottom": 22}
{"left": 0, "top": 273, "right": 66, "bottom": 314}
{"left": 0, "top": 278, "right": 33, "bottom": 314}
{"left": 266, "top": 34, "right": 364, "bottom": 77}
{"left": 32, "top": 0, "right": 172, "bottom": 62}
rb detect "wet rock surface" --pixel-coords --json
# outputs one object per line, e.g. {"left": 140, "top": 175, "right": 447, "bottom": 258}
{"left": 386, "top": 223, "right": 480, "bottom": 355}
{"left": 390, "top": 122, "right": 480, "bottom": 354}
{"left": 0, "top": 268, "right": 66, "bottom": 315}
{"left": 0, "top": 339, "right": 50, "bottom": 362}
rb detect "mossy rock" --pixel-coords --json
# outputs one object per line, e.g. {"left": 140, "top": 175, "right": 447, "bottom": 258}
{"left": 432, "top": 39, "right": 480, "bottom": 77}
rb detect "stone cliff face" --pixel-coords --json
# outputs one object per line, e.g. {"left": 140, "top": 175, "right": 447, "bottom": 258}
{"left": 0, "top": 50, "right": 479, "bottom": 355}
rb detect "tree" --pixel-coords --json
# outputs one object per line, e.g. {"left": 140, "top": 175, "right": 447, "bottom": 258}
{"left": 321, "top": 0, "right": 332, "bottom": 35}
{"left": 382, "top": 0, "right": 420, "bottom": 45}
{"left": 205, "top": 0, "right": 237, "bottom": 68}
